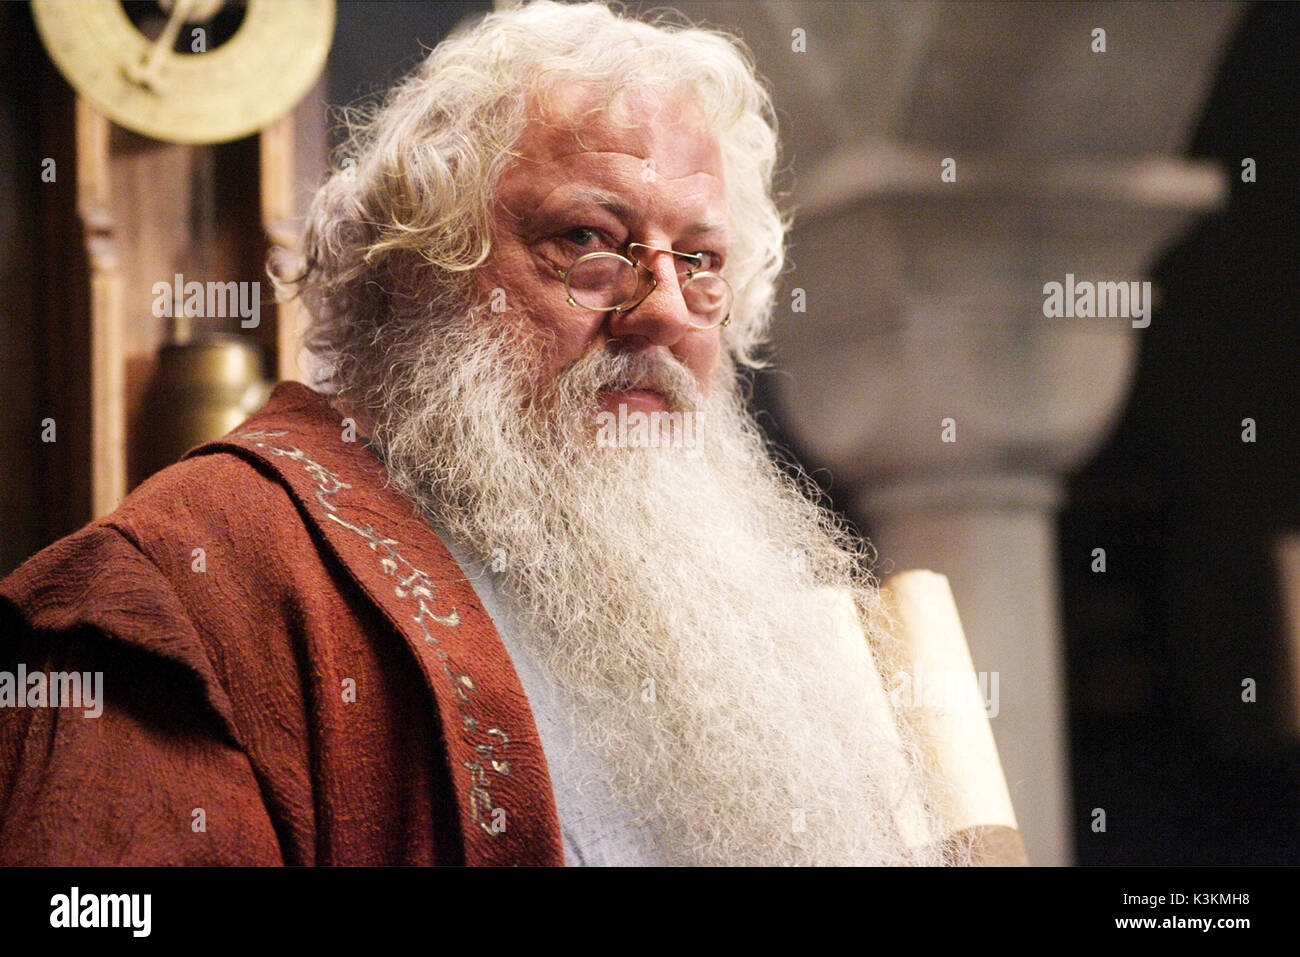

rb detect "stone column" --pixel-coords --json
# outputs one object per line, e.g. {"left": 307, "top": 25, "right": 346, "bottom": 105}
{"left": 772, "top": 149, "right": 1227, "bottom": 864}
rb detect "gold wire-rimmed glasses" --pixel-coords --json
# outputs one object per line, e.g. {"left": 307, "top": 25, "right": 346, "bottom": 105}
{"left": 556, "top": 241, "right": 733, "bottom": 329}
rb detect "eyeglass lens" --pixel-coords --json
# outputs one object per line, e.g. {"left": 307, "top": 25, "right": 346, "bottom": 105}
{"left": 566, "top": 255, "right": 731, "bottom": 325}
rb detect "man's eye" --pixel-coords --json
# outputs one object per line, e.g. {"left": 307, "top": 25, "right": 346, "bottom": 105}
{"left": 563, "top": 227, "right": 604, "bottom": 247}
{"left": 691, "top": 250, "right": 724, "bottom": 271}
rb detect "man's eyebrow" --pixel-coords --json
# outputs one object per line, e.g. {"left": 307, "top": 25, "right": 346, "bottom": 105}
{"left": 684, "top": 220, "right": 727, "bottom": 236}
{"left": 568, "top": 188, "right": 727, "bottom": 238}
{"left": 571, "top": 188, "right": 635, "bottom": 221}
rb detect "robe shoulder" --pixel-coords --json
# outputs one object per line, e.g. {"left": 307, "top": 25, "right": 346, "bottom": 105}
{"left": 0, "top": 452, "right": 291, "bottom": 863}
{"left": 2, "top": 449, "right": 317, "bottom": 734}
{"left": 0, "top": 448, "right": 456, "bottom": 864}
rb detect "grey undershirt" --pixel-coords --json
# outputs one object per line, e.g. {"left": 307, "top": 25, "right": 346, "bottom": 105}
{"left": 432, "top": 526, "right": 666, "bottom": 866}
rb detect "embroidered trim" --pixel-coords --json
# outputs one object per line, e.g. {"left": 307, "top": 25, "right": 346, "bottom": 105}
{"left": 235, "top": 428, "right": 510, "bottom": 839}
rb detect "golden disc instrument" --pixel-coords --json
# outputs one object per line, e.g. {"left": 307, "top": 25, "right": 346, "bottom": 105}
{"left": 32, "top": 0, "right": 335, "bottom": 144}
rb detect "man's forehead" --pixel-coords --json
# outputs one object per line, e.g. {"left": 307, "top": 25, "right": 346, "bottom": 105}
{"left": 512, "top": 85, "right": 723, "bottom": 181}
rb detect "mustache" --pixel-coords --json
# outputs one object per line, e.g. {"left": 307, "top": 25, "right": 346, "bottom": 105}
{"left": 553, "top": 345, "right": 702, "bottom": 413}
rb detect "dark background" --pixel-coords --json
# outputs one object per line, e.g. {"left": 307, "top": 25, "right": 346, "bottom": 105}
{"left": 1054, "top": 1, "right": 1299, "bottom": 864}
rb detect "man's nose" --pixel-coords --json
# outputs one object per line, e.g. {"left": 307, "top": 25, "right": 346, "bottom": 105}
{"left": 606, "top": 250, "right": 696, "bottom": 347}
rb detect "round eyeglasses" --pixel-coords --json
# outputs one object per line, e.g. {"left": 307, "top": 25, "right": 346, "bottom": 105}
{"left": 556, "top": 242, "right": 733, "bottom": 329}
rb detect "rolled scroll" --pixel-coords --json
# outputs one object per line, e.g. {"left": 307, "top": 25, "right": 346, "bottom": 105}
{"left": 879, "top": 570, "right": 1028, "bottom": 865}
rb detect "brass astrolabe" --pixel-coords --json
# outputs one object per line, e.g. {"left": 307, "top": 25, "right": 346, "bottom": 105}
{"left": 32, "top": 0, "right": 335, "bottom": 144}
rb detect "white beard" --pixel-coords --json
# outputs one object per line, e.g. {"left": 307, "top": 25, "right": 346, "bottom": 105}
{"left": 363, "top": 303, "right": 957, "bottom": 865}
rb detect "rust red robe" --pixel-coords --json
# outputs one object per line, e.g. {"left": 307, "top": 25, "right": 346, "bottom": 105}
{"left": 0, "top": 381, "right": 564, "bottom": 865}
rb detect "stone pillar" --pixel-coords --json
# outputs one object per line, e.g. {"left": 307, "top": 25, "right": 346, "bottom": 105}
{"left": 772, "top": 151, "right": 1227, "bottom": 864}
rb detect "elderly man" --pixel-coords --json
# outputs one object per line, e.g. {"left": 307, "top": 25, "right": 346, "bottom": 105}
{"left": 0, "top": 2, "right": 956, "bottom": 866}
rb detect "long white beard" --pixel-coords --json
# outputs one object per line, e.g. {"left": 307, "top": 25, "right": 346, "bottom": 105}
{"left": 365, "top": 304, "right": 956, "bottom": 865}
